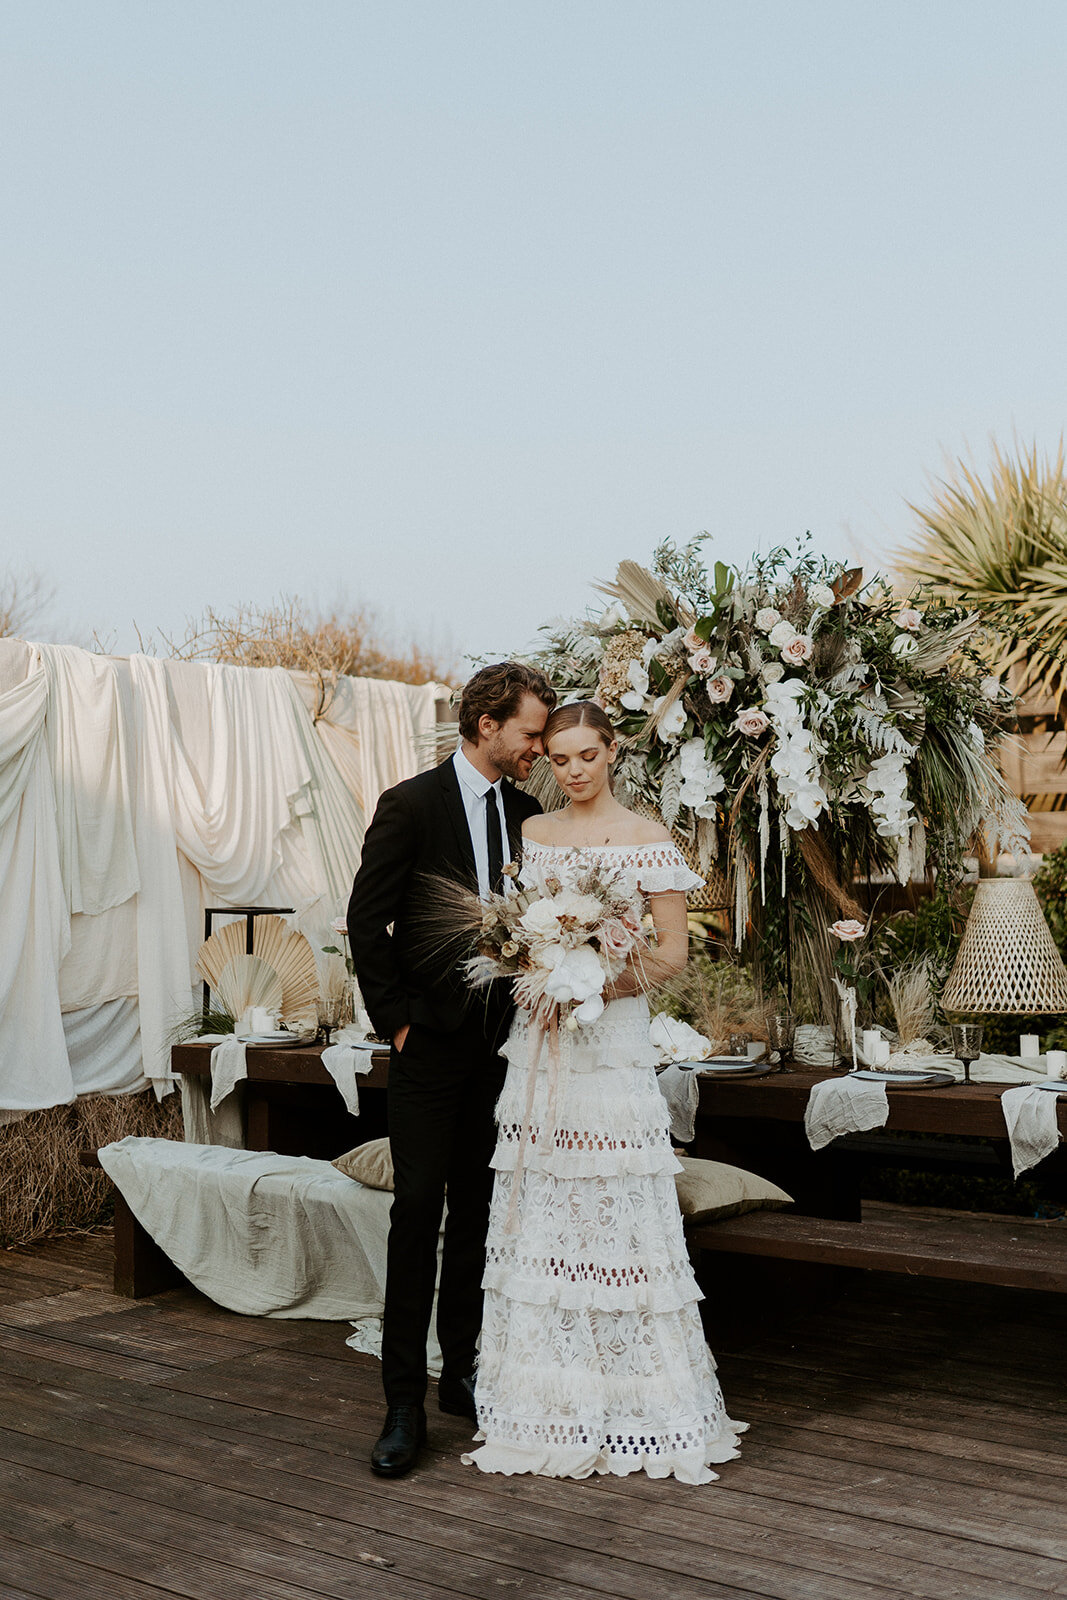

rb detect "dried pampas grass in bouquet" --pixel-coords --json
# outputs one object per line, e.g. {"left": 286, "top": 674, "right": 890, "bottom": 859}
{"left": 883, "top": 957, "right": 936, "bottom": 1049}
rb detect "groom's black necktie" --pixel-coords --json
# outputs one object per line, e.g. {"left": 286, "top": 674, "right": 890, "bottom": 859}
{"left": 486, "top": 786, "right": 504, "bottom": 896}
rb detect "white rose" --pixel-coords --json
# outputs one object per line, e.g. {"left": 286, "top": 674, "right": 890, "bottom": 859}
{"left": 890, "top": 633, "right": 919, "bottom": 658}
{"left": 761, "top": 662, "right": 785, "bottom": 684}
{"left": 520, "top": 899, "right": 563, "bottom": 940}
{"left": 980, "top": 675, "right": 1004, "bottom": 702}
{"left": 755, "top": 607, "right": 781, "bottom": 634}
{"left": 705, "top": 675, "right": 734, "bottom": 704}
{"left": 655, "top": 696, "right": 688, "bottom": 740}
{"left": 895, "top": 607, "right": 923, "bottom": 631}
{"left": 809, "top": 583, "right": 836, "bottom": 609}
{"left": 780, "top": 634, "right": 814, "bottom": 666}
{"left": 768, "top": 620, "right": 796, "bottom": 648}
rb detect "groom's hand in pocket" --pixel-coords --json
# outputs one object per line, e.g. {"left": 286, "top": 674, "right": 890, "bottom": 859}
{"left": 393, "top": 1024, "right": 410, "bottom": 1054}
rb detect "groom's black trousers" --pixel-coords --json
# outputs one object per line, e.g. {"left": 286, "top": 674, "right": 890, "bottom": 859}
{"left": 382, "top": 1009, "right": 509, "bottom": 1407}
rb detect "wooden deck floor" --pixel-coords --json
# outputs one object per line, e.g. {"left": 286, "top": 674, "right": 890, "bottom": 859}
{"left": 1, "top": 1231, "right": 1065, "bottom": 1600}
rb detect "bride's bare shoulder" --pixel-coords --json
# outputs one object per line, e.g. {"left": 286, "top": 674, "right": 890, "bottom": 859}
{"left": 617, "top": 814, "right": 673, "bottom": 847}
{"left": 521, "top": 813, "right": 563, "bottom": 845}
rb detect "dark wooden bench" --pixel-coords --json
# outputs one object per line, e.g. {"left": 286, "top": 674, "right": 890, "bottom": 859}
{"left": 689, "top": 1200, "right": 1067, "bottom": 1294}
{"left": 79, "top": 1150, "right": 186, "bottom": 1297}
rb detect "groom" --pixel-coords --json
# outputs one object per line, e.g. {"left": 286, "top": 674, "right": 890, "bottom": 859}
{"left": 347, "top": 660, "right": 556, "bottom": 1477}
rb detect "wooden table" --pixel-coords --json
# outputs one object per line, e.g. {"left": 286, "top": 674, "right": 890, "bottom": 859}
{"left": 171, "top": 1042, "right": 390, "bottom": 1158}
{"left": 693, "top": 1067, "right": 1067, "bottom": 1220}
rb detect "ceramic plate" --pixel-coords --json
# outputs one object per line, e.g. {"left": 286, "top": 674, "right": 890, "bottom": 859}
{"left": 1034, "top": 1079, "right": 1067, "bottom": 1093}
{"left": 242, "top": 1032, "right": 316, "bottom": 1046}
{"left": 850, "top": 1068, "right": 956, "bottom": 1087}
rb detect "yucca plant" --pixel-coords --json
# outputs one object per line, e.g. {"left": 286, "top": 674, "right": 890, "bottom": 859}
{"left": 899, "top": 439, "right": 1067, "bottom": 711}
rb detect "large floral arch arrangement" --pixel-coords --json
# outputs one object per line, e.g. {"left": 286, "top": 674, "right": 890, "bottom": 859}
{"left": 530, "top": 540, "right": 1028, "bottom": 1016}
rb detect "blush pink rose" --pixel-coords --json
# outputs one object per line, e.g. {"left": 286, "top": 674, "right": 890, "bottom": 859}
{"left": 683, "top": 625, "right": 703, "bottom": 652}
{"left": 895, "top": 607, "right": 923, "bottom": 631}
{"left": 828, "top": 919, "right": 866, "bottom": 942}
{"left": 598, "top": 918, "right": 637, "bottom": 961}
{"left": 706, "top": 675, "right": 734, "bottom": 704}
{"left": 734, "top": 707, "right": 770, "bottom": 736}
{"left": 780, "top": 633, "right": 814, "bottom": 666}
{"left": 688, "top": 647, "right": 716, "bottom": 674}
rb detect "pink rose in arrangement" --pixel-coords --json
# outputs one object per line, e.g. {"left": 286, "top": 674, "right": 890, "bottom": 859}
{"left": 734, "top": 707, "right": 770, "bottom": 736}
{"left": 828, "top": 919, "right": 866, "bottom": 942}
{"left": 895, "top": 607, "right": 923, "bottom": 632}
{"left": 598, "top": 917, "right": 638, "bottom": 961}
{"left": 706, "top": 675, "right": 734, "bottom": 704}
{"left": 683, "top": 625, "right": 703, "bottom": 653}
{"left": 331, "top": 917, "right": 349, "bottom": 936}
{"left": 687, "top": 647, "right": 716, "bottom": 675}
{"left": 780, "top": 633, "right": 814, "bottom": 666}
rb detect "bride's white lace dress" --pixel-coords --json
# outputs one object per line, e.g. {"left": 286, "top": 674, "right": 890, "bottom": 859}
{"left": 463, "top": 840, "right": 746, "bottom": 1485}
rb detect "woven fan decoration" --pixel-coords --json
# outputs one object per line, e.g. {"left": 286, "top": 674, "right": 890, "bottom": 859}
{"left": 941, "top": 878, "right": 1067, "bottom": 1015}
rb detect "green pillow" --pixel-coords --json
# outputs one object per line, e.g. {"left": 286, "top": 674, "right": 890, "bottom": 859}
{"left": 675, "top": 1155, "right": 792, "bottom": 1223}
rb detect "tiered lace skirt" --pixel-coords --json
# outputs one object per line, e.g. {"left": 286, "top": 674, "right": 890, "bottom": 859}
{"left": 463, "top": 996, "right": 746, "bottom": 1485}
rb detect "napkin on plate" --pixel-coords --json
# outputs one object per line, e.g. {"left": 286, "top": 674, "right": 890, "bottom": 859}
{"left": 1000, "top": 1083, "right": 1067, "bottom": 1177}
{"left": 804, "top": 1075, "right": 890, "bottom": 1151}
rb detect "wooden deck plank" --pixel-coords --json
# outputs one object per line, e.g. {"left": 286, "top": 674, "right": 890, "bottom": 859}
{"left": 0, "top": 1357, "right": 1062, "bottom": 1600}
{"left": 3, "top": 1232, "right": 1067, "bottom": 1600}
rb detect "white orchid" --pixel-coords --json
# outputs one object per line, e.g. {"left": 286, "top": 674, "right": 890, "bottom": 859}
{"left": 542, "top": 943, "right": 607, "bottom": 1005}
{"left": 655, "top": 696, "right": 688, "bottom": 741}
{"left": 980, "top": 675, "right": 1005, "bottom": 702}
{"left": 620, "top": 659, "right": 650, "bottom": 710}
{"left": 890, "top": 633, "right": 919, "bottom": 658}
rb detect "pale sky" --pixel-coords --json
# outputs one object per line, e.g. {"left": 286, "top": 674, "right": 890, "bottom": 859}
{"left": 2, "top": 1, "right": 1065, "bottom": 667}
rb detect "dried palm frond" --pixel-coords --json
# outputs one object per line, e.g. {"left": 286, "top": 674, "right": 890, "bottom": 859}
{"left": 251, "top": 917, "right": 319, "bottom": 1019}
{"left": 214, "top": 954, "right": 283, "bottom": 1018}
{"left": 194, "top": 923, "right": 247, "bottom": 991}
{"left": 594, "top": 561, "right": 680, "bottom": 629}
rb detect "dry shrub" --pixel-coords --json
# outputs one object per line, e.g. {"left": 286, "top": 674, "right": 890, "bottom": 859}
{"left": 650, "top": 949, "right": 768, "bottom": 1048}
{"left": 0, "top": 1091, "right": 183, "bottom": 1250}
{"left": 155, "top": 597, "right": 458, "bottom": 716}
{"left": 0, "top": 569, "right": 56, "bottom": 639}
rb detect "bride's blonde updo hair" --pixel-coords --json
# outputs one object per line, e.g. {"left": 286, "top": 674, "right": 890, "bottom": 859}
{"left": 542, "top": 700, "right": 617, "bottom": 751}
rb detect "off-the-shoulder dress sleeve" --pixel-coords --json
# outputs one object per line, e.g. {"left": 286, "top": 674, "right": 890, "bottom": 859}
{"left": 631, "top": 843, "right": 704, "bottom": 896}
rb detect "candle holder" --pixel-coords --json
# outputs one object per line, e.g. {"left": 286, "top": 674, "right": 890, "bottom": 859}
{"left": 949, "top": 1021, "right": 983, "bottom": 1084}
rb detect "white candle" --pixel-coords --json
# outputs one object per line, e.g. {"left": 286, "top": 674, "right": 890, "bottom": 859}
{"left": 874, "top": 1039, "right": 892, "bottom": 1067}
{"left": 862, "top": 1029, "right": 880, "bottom": 1060}
{"left": 1019, "top": 1034, "right": 1041, "bottom": 1060}
{"left": 1047, "top": 1050, "right": 1066, "bottom": 1080}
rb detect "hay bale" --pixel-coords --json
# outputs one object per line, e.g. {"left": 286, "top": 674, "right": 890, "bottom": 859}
{"left": 0, "top": 1091, "right": 183, "bottom": 1249}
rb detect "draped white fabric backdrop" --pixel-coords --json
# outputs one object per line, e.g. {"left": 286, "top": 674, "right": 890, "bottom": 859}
{"left": 0, "top": 638, "right": 446, "bottom": 1114}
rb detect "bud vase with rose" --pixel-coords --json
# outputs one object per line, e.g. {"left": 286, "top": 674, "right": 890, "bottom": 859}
{"left": 322, "top": 917, "right": 357, "bottom": 1027}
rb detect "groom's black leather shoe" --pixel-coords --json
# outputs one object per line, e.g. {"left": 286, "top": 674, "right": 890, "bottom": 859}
{"left": 438, "top": 1372, "right": 478, "bottom": 1422}
{"left": 370, "top": 1404, "right": 426, "bottom": 1477}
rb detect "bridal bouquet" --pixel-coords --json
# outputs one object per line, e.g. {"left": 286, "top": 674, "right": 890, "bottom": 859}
{"left": 465, "top": 854, "right": 647, "bottom": 1028}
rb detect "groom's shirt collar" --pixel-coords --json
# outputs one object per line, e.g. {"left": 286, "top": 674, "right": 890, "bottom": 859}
{"left": 452, "top": 747, "right": 506, "bottom": 899}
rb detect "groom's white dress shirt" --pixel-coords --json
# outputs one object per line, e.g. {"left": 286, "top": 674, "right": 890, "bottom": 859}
{"left": 453, "top": 747, "right": 509, "bottom": 901}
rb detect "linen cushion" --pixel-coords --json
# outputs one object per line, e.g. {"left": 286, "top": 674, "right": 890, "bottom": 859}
{"left": 332, "top": 1137, "right": 394, "bottom": 1191}
{"left": 674, "top": 1155, "right": 792, "bottom": 1223}
{"left": 331, "top": 1139, "right": 792, "bottom": 1220}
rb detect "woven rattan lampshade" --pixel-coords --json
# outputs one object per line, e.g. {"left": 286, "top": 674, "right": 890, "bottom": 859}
{"left": 941, "top": 877, "right": 1067, "bottom": 1015}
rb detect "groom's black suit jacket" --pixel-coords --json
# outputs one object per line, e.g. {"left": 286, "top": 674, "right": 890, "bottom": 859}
{"left": 347, "top": 756, "right": 541, "bottom": 1042}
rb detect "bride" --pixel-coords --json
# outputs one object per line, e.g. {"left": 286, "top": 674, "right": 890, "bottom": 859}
{"left": 463, "top": 700, "right": 746, "bottom": 1485}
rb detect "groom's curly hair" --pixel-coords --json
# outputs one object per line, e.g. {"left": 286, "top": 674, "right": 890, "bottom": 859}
{"left": 458, "top": 661, "right": 557, "bottom": 741}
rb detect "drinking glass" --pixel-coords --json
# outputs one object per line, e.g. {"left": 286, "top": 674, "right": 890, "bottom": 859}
{"left": 728, "top": 1033, "right": 750, "bottom": 1058}
{"left": 765, "top": 1009, "right": 797, "bottom": 1072}
{"left": 949, "top": 1022, "right": 983, "bottom": 1084}
{"left": 316, "top": 997, "right": 343, "bottom": 1047}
